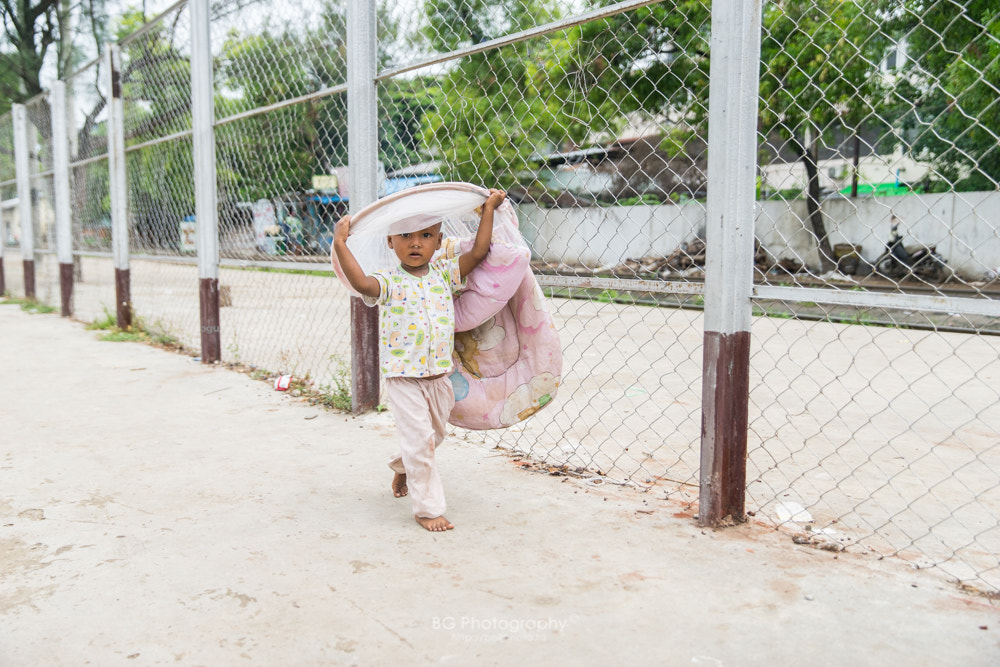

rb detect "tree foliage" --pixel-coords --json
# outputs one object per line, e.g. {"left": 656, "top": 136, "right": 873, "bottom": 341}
{"left": 420, "top": 41, "right": 570, "bottom": 188}
{"left": 570, "top": 1, "right": 711, "bottom": 131}
{"left": 0, "top": 0, "right": 60, "bottom": 105}
{"left": 881, "top": 0, "right": 1000, "bottom": 191}
{"left": 216, "top": 27, "right": 326, "bottom": 202}
{"left": 759, "top": 0, "right": 888, "bottom": 268}
{"left": 423, "top": 0, "right": 561, "bottom": 51}
{"left": 417, "top": 0, "right": 567, "bottom": 187}
{"left": 419, "top": 0, "right": 713, "bottom": 190}
{"left": 1, "top": 0, "right": 110, "bottom": 113}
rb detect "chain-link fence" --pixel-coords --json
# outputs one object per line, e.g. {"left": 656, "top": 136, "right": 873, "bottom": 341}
{"left": 3, "top": 0, "right": 998, "bottom": 593}
{"left": 119, "top": 3, "right": 201, "bottom": 348}
{"left": 23, "top": 95, "right": 54, "bottom": 253}
{"left": 0, "top": 109, "right": 15, "bottom": 296}
{"left": 62, "top": 53, "right": 117, "bottom": 324}
{"left": 747, "top": 0, "right": 1000, "bottom": 593}
{"left": 373, "top": 1, "right": 712, "bottom": 500}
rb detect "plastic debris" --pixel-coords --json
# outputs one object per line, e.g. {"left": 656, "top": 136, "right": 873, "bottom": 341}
{"left": 775, "top": 501, "right": 813, "bottom": 523}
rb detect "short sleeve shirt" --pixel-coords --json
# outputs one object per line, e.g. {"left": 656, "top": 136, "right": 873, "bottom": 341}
{"left": 362, "top": 257, "right": 465, "bottom": 378}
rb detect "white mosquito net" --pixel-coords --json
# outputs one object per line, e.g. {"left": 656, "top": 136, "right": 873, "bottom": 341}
{"left": 332, "top": 181, "right": 526, "bottom": 295}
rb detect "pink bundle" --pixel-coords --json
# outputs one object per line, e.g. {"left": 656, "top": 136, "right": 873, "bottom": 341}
{"left": 331, "top": 182, "right": 561, "bottom": 429}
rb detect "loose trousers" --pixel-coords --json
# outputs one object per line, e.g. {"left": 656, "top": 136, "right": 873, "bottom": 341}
{"left": 385, "top": 375, "right": 455, "bottom": 519}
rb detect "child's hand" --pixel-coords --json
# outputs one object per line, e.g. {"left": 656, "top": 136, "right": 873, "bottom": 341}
{"left": 460, "top": 189, "right": 504, "bottom": 279}
{"left": 484, "top": 189, "right": 506, "bottom": 210}
{"left": 334, "top": 215, "right": 352, "bottom": 245}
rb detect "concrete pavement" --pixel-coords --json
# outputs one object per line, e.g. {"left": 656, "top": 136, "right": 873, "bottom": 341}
{"left": 1, "top": 303, "right": 998, "bottom": 666}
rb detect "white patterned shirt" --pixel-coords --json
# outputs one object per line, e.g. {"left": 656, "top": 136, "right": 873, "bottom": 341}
{"left": 363, "top": 257, "right": 465, "bottom": 377}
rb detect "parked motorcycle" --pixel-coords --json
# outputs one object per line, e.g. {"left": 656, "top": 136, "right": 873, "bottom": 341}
{"left": 872, "top": 221, "right": 949, "bottom": 282}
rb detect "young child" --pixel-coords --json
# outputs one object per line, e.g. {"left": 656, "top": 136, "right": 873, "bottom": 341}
{"left": 333, "top": 189, "right": 507, "bottom": 532}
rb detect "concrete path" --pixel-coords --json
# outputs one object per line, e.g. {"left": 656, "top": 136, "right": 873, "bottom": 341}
{"left": 1, "top": 303, "right": 998, "bottom": 666}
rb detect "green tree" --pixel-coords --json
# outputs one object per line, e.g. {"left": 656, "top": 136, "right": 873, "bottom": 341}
{"left": 568, "top": 1, "right": 711, "bottom": 135}
{"left": 759, "top": 0, "right": 888, "bottom": 270}
{"left": 418, "top": 0, "right": 570, "bottom": 188}
{"left": 1, "top": 0, "right": 109, "bottom": 113}
{"left": 1, "top": 0, "right": 61, "bottom": 104}
{"left": 881, "top": 0, "right": 1000, "bottom": 191}
{"left": 108, "top": 8, "right": 195, "bottom": 249}
{"left": 216, "top": 1, "right": 412, "bottom": 201}
{"left": 0, "top": 63, "right": 19, "bottom": 115}
{"left": 420, "top": 1, "right": 713, "bottom": 192}
{"left": 216, "top": 28, "right": 322, "bottom": 202}
{"left": 420, "top": 41, "right": 567, "bottom": 188}
{"left": 379, "top": 75, "right": 434, "bottom": 171}
{"left": 424, "top": 0, "right": 561, "bottom": 51}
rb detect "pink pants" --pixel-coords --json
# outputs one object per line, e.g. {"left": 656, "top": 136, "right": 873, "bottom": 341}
{"left": 385, "top": 375, "right": 455, "bottom": 519}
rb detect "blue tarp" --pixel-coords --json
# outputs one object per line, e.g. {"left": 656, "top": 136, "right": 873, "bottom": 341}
{"left": 306, "top": 174, "right": 443, "bottom": 203}
{"left": 382, "top": 174, "right": 443, "bottom": 196}
{"left": 309, "top": 194, "right": 347, "bottom": 204}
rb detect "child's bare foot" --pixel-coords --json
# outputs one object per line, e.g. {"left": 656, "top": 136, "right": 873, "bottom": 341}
{"left": 392, "top": 473, "right": 408, "bottom": 498}
{"left": 416, "top": 515, "right": 454, "bottom": 532}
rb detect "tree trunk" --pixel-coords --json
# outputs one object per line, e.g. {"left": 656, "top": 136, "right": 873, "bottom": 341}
{"left": 851, "top": 133, "right": 860, "bottom": 198}
{"left": 57, "top": 0, "right": 74, "bottom": 79}
{"left": 800, "top": 138, "right": 835, "bottom": 273}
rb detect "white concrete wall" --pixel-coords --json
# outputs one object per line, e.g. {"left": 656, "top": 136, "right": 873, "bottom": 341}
{"left": 759, "top": 147, "right": 931, "bottom": 196}
{"left": 518, "top": 191, "right": 1000, "bottom": 280}
{"left": 519, "top": 202, "right": 708, "bottom": 269}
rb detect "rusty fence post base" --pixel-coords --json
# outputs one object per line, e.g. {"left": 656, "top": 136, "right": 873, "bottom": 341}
{"left": 351, "top": 296, "right": 379, "bottom": 413}
{"left": 59, "top": 262, "right": 73, "bottom": 317}
{"left": 23, "top": 259, "right": 35, "bottom": 300}
{"left": 699, "top": 330, "right": 751, "bottom": 527}
{"left": 200, "top": 277, "right": 221, "bottom": 363}
{"left": 115, "top": 267, "right": 132, "bottom": 330}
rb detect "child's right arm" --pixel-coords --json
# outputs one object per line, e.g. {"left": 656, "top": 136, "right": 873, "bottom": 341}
{"left": 334, "top": 215, "right": 381, "bottom": 299}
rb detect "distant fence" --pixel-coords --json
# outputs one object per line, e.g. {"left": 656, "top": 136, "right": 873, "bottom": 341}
{"left": 2, "top": 0, "right": 998, "bottom": 594}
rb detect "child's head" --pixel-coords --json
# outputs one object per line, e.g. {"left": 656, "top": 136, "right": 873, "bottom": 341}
{"left": 387, "top": 223, "right": 443, "bottom": 273}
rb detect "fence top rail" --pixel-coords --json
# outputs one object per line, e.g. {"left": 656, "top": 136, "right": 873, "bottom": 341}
{"left": 755, "top": 285, "right": 1000, "bottom": 319}
{"left": 537, "top": 273, "right": 706, "bottom": 296}
{"left": 64, "top": 56, "right": 103, "bottom": 82}
{"left": 20, "top": 91, "right": 48, "bottom": 108}
{"left": 376, "top": 0, "right": 663, "bottom": 81}
{"left": 214, "top": 83, "right": 348, "bottom": 128}
{"left": 125, "top": 128, "right": 193, "bottom": 154}
{"left": 119, "top": 0, "right": 190, "bottom": 46}
{"left": 68, "top": 153, "right": 110, "bottom": 169}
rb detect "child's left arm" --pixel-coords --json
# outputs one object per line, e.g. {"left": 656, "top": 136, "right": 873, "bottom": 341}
{"left": 459, "top": 188, "right": 506, "bottom": 279}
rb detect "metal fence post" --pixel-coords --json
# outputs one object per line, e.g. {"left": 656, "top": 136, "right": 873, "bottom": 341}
{"left": 12, "top": 104, "right": 35, "bottom": 299}
{"left": 347, "top": 0, "right": 380, "bottom": 413}
{"left": 51, "top": 80, "right": 74, "bottom": 317}
{"left": 106, "top": 44, "right": 132, "bottom": 329}
{"left": 191, "top": 0, "right": 221, "bottom": 363}
{"left": 0, "top": 117, "right": 5, "bottom": 295}
{"left": 699, "top": 0, "right": 763, "bottom": 527}
{"left": 0, "top": 191, "right": 4, "bottom": 294}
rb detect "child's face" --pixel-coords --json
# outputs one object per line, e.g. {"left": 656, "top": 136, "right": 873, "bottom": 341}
{"left": 387, "top": 223, "right": 443, "bottom": 273}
